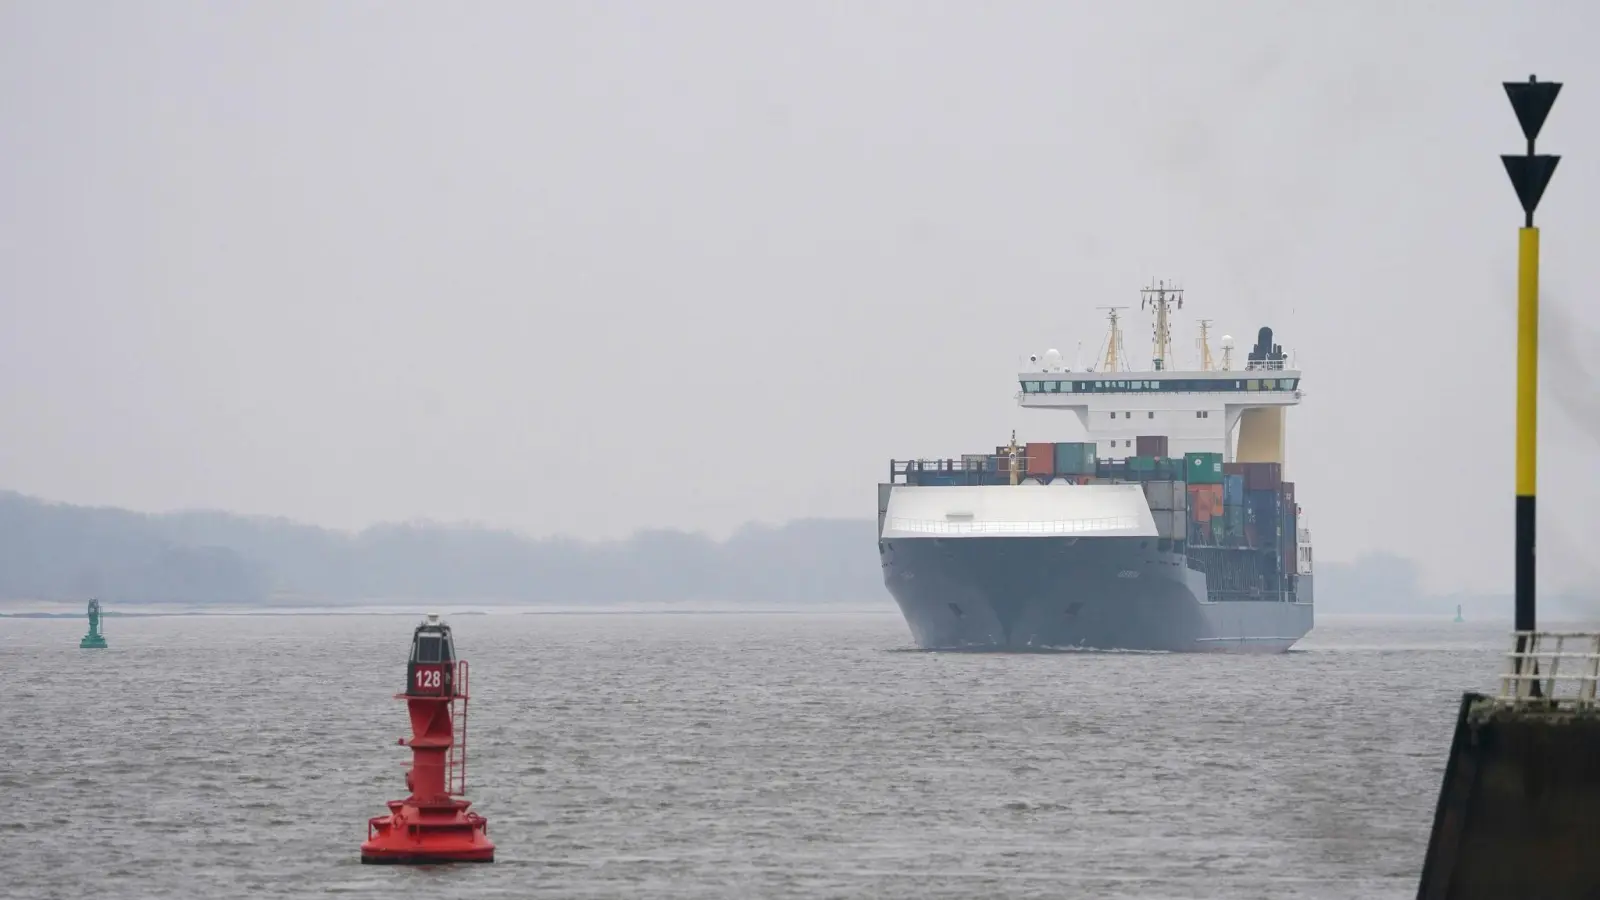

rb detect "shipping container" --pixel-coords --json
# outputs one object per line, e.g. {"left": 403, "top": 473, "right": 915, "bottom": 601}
{"left": 1025, "top": 442, "right": 1055, "bottom": 477}
{"left": 1151, "top": 509, "right": 1189, "bottom": 542}
{"left": 961, "top": 453, "right": 989, "bottom": 471}
{"left": 1188, "top": 484, "right": 1211, "bottom": 521}
{"left": 1170, "top": 480, "right": 1187, "bottom": 513}
{"left": 1128, "top": 455, "right": 1157, "bottom": 473}
{"left": 1135, "top": 434, "right": 1170, "bottom": 458}
{"left": 1247, "top": 488, "right": 1279, "bottom": 516}
{"left": 1144, "top": 480, "right": 1178, "bottom": 511}
{"left": 1050, "top": 442, "right": 1093, "bottom": 476}
{"left": 1185, "top": 452, "right": 1224, "bottom": 484}
{"left": 1223, "top": 473, "right": 1245, "bottom": 508}
{"left": 1222, "top": 462, "right": 1247, "bottom": 477}
{"left": 1244, "top": 461, "right": 1283, "bottom": 491}
{"left": 1210, "top": 515, "right": 1224, "bottom": 541}
{"left": 1225, "top": 506, "right": 1245, "bottom": 540}
{"left": 1280, "top": 480, "right": 1295, "bottom": 505}
{"left": 912, "top": 472, "right": 961, "bottom": 487}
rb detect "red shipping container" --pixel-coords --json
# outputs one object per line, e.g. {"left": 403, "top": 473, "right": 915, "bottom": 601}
{"left": 1024, "top": 442, "right": 1054, "bottom": 476}
{"left": 1244, "top": 461, "right": 1282, "bottom": 491}
{"left": 1135, "top": 434, "right": 1169, "bottom": 458}
{"left": 1222, "top": 462, "right": 1247, "bottom": 476}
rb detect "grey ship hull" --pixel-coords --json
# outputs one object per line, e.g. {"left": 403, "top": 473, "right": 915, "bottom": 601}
{"left": 879, "top": 533, "right": 1313, "bottom": 653}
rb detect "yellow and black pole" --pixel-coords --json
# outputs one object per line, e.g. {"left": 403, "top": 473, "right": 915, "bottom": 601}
{"left": 1415, "top": 77, "right": 1596, "bottom": 900}
{"left": 1500, "top": 75, "right": 1561, "bottom": 690}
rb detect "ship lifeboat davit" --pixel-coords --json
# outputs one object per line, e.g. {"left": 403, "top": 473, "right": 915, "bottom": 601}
{"left": 360, "top": 614, "right": 494, "bottom": 864}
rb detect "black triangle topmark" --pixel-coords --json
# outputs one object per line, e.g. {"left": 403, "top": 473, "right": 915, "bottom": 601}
{"left": 1502, "top": 154, "right": 1561, "bottom": 219}
{"left": 1504, "top": 78, "right": 1562, "bottom": 143}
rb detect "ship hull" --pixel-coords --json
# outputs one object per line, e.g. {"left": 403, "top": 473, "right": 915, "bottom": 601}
{"left": 879, "top": 534, "right": 1312, "bottom": 652}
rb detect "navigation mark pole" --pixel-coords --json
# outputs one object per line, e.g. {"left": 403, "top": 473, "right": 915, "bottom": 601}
{"left": 1501, "top": 74, "right": 1561, "bottom": 694}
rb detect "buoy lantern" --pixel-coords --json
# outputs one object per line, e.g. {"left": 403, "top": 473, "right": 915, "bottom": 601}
{"left": 360, "top": 614, "right": 494, "bottom": 864}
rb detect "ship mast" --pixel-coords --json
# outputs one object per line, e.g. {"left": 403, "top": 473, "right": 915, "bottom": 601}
{"left": 1004, "top": 430, "right": 1021, "bottom": 486}
{"left": 1096, "top": 306, "right": 1129, "bottom": 372}
{"left": 1140, "top": 279, "right": 1183, "bottom": 371}
{"left": 1197, "top": 318, "right": 1215, "bottom": 371}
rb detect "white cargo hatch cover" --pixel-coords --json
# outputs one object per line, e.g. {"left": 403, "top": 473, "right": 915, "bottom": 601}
{"left": 882, "top": 484, "right": 1158, "bottom": 539}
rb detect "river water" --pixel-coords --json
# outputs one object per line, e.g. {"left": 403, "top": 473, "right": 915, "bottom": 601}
{"left": 0, "top": 610, "right": 1540, "bottom": 898}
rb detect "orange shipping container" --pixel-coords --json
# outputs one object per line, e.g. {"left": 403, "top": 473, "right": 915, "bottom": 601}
{"left": 1189, "top": 484, "right": 1211, "bottom": 520}
{"left": 1024, "top": 442, "right": 1055, "bottom": 477}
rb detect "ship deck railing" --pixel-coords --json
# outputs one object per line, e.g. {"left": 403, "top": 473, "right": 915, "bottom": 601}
{"left": 1497, "top": 631, "right": 1600, "bottom": 710}
{"left": 888, "top": 457, "right": 1144, "bottom": 484}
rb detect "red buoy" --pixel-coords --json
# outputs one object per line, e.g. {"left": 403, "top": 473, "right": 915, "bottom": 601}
{"left": 360, "top": 614, "right": 494, "bottom": 864}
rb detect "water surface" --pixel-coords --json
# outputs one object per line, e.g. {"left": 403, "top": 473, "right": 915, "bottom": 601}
{"left": 0, "top": 611, "right": 1527, "bottom": 898}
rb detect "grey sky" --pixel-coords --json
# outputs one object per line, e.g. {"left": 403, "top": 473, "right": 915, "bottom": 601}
{"left": 1, "top": 1, "right": 1597, "bottom": 595}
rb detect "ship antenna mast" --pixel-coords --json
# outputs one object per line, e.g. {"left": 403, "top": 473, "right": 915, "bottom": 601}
{"left": 1005, "top": 429, "right": 1021, "bottom": 486}
{"left": 1197, "top": 318, "right": 1215, "bottom": 371}
{"left": 1140, "top": 279, "right": 1183, "bottom": 371}
{"left": 1096, "top": 306, "right": 1129, "bottom": 372}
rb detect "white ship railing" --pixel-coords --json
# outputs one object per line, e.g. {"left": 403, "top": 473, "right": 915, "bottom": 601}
{"left": 1497, "top": 631, "right": 1600, "bottom": 709}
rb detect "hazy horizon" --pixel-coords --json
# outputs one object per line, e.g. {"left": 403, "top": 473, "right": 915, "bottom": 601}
{"left": 6, "top": 3, "right": 1600, "bottom": 597}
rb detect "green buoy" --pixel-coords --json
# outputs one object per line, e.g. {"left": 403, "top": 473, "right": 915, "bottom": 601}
{"left": 79, "top": 598, "right": 108, "bottom": 649}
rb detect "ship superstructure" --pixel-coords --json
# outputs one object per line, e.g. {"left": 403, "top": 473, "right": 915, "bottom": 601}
{"left": 876, "top": 282, "right": 1313, "bottom": 652}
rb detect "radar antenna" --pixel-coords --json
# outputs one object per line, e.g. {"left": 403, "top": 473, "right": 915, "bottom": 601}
{"left": 1140, "top": 279, "right": 1184, "bottom": 371}
{"left": 1096, "top": 306, "right": 1129, "bottom": 373}
{"left": 1197, "top": 318, "right": 1215, "bottom": 371}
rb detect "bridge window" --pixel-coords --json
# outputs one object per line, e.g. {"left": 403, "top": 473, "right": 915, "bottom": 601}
{"left": 1043, "top": 381, "right": 1059, "bottom": 392}
{"left": 1023, "top": 381, "right": 1041, "bottom": 392}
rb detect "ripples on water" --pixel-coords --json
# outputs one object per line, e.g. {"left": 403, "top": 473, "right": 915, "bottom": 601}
{"left": 0, "top": 611, "right": 1536, "bottom": 898}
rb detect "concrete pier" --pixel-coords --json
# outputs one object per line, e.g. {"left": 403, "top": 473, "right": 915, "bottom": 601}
{"left": 1416, "top": 633, "right": 1600, "bottom": 900}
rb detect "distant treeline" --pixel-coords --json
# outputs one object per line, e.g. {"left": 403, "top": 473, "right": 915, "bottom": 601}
{"left": 2, "top": 489, "right": 1588, "bottom": 615}
{"left": 0, "top": 490, "right": 879, "bottom": 605}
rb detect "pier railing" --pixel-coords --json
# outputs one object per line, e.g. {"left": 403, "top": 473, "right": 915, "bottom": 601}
{"left": 1497, "top": 631, "right": 1600, "bottom": 709}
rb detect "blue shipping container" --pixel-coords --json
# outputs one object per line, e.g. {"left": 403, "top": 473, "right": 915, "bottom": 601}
{"left": 1223, "top": 474, "right": 1245, "bottom": 508}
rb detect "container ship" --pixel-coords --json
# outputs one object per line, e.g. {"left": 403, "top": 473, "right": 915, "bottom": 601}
{"left": 875, "top": 283, "right": 1313, "bottom": 652}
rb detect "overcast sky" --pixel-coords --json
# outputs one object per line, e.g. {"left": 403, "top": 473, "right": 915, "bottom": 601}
{"left": 2, "top": 1, "right": 1598, "bottom": 594}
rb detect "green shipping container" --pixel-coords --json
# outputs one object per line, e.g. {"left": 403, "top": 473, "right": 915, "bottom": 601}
{"left": 1185, "top": 452, "right": 1224, "bottom": 484}
{"left": 1128, "top": 455, "right": 1157, "bottom": 473}
{"left": 1225, "top": 506, "right": 1245, "bottom": 538}
{"left": 1053, "top": 442, "right": 1096, "bottom": 476}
